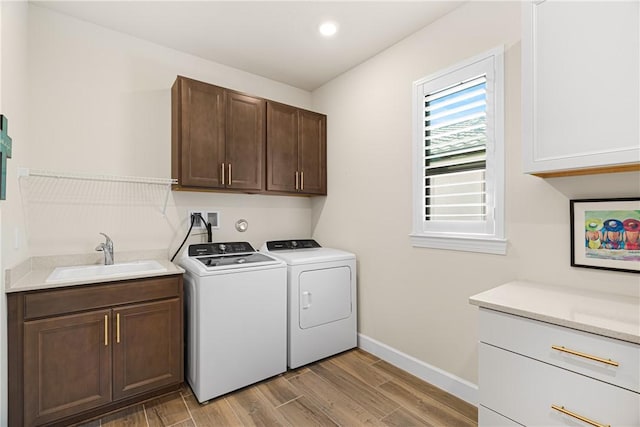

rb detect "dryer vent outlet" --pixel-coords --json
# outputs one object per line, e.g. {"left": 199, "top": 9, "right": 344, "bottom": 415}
{"left": 206, "top": 211, "right": 220, "bottom": 229}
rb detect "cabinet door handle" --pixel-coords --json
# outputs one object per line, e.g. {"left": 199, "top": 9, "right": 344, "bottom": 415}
{"left": 301, "top": 171, "right": 304, "bottom": 191}
{"left": 104, "top": 314, "right": 108, "bottom": 346}
{"left": 116, "top": 313, "right": 120, "bottom": 344}
{"left": 221, "top": 163, "right": 225, "bottom": 186}
{"left": 295, "top": 171, "right": 299, "bottom": 190}
{"left": 228, "top": 163, "right": 232, "bottom": 186}
{"left": 551, "top": 345, "right": 619, "bottom": 367}
{"left": 551, "top": 405, "right": 609, "bottom": 427}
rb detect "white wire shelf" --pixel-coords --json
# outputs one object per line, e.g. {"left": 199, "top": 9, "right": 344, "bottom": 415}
{"left": 18, "top": 167, "right": 177, "bottom": 186}
{"left": 18, "top": 167, "right": 178, "bottom": 215}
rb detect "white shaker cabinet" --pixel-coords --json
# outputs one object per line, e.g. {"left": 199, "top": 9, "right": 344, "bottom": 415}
{"left": 478, "top": 309, "right": 640, "bottom": 427}
{"left": 470, "top": 281, "right": 640, "bottom": 427}
{"left": 522, "top": 0, "right": 640, "bottom": 176}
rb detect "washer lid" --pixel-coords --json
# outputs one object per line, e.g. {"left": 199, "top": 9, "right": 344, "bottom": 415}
{"left": 261, "top": 245, "right": 355, "bottom": 265}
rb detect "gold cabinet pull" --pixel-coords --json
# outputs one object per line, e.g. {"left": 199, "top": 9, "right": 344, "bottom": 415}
{"left": 301, "top": 171, "right": 304, "bottom": 191}
{"left": 221, "top": 163, "right": 225, "bottom": 186}
{"left": 228, "top": 163, "right": 232, "bottom": 186}
{"left": 551, "top": 345, "right": 619, "bottom": 367}
{"left": 295, "top": 171, "right": 299, "bottom": 190}
{"left": 551, "top": 405, "right": 609, "bottom": 427}
{"left": 104, "top": 314, "right": 108, "bottom": 346}
{"left": 116, "top": 313, "right": 120, "bottom": 344}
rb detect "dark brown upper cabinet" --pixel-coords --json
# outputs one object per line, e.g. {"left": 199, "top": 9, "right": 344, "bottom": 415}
{"left": 267, "top": 102, "right": 327, "bottom": 195}
{"left": 172, "top": 76, "right": 265, "bottom": 192}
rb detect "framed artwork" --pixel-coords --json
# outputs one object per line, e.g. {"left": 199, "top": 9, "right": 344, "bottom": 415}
{"left": 570, "top": 198, "right": 640, "bottom": 273}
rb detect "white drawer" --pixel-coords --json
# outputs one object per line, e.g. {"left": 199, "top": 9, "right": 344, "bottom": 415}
{"left": 479, "top": 308, "right": 640, "bottom": 392}
{"left": 480, "top": 343, "right": 640, "bottom": 427}
{"left": 479, "top": 406, "right": 522, "bottom": 427}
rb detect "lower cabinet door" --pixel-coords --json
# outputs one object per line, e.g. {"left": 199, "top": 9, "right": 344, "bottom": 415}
{"left": 480, "top": 343, "right": 640, "bottom": 427}
{"left": 23, "top": 309, "right": 112, "bottom": 427}
{"left": 112, "top": 298, "right": 182, "bottom": 400}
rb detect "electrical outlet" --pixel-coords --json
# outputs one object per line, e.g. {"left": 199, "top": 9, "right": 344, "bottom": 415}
{"left": 188, "top": 210, "right": 206, "bottom": 229}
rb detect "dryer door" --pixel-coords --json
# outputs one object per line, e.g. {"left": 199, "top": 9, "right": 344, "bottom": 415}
{"left": 299, "top": 266, "right": 352, "bottom": 329}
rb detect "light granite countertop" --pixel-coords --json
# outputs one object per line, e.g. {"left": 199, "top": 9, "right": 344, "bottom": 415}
{"left": 469, "top": 281, "right": 640, "bottom": 344}
{"left": 5, "top": 250, "right": 185, "bottom": 293}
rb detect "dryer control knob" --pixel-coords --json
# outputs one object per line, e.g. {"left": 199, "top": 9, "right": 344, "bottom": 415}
{"left": 291, "top": 241, "right": 298, "bottom": 248}
{"left": 218, "top": 244, "right": 226, "bottom": 253}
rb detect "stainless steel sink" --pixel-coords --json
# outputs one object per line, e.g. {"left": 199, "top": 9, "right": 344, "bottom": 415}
{"left": 46, "top": 260, "right": 167, "bottom": 283}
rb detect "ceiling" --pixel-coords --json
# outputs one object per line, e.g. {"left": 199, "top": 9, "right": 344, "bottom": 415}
{"left": 31, "top": 1, "right": 465, "bottom": 91}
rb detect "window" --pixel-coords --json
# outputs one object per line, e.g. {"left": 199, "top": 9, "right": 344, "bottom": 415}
{"left": 411, "top": 47, "right": 506, "bottom": 254}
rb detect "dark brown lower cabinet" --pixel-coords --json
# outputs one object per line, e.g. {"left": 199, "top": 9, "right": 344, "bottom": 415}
{"left": 8, "top": 275, "right": 184, "bottom": 427}
{"left": 113, "top": 299, "right": 182, "bottom": 400}
{"left": 24, "top": 310, "right": 112, "bottom": 427}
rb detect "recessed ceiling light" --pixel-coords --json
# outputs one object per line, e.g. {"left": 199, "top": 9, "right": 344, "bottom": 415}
{"left": 319, "top": 21, "right": 338, "bottom": 38}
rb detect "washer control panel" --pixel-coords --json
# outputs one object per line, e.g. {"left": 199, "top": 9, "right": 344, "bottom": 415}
{"left": 265, "top": 239, "right": 321, "bottom": 251}
{"left": 188, "top": 241, "right": 256, "bottom": 257}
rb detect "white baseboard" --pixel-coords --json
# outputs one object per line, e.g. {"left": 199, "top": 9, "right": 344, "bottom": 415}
{"left": 358, "top": 333, "right": 478, "bottom": 406}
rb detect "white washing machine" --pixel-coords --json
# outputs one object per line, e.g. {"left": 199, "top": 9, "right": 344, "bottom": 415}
{"left": 261, "top": 239, "right": 357, "bottom": 369}
{"left": 180, "top": 242, "right": 287, "bottom": 403}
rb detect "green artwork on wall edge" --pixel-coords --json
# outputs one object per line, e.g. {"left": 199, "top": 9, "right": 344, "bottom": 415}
{"left": 0, "top": 115, "right": 13, "bottom": 200}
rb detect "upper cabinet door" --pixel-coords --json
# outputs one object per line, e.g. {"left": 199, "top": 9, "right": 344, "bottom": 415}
{"left": 226, "top": 91, "right": 265, "bottom": 191}
{"left": 522, "top": 1, "right": 640, "bottom": 176}
{"left": 173, "top": 77, "right": 226, "bottom": 187}
{"left": 267, "top": 102, "right": 299, "bottom": 193}
{"left": 299, "top": 110, "right": 327, "bottom": 195}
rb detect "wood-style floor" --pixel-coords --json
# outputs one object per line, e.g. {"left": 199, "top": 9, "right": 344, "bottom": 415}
{"left": 76, "top": 349, "right": 477, "bottom": 427}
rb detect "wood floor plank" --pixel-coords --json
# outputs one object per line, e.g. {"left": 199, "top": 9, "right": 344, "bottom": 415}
{"left": 72, "top": 349, "right": 477, "bottom": 427}
{"left": 381, "top": 407, "right": 436, "bottom": 427}
{"left": 379, "top": 380, "right": 476, "bottom": 427}
{"left": 287, "top": 371, "right": 385, "bottom": 426}
{"left": 309, "top": 359, "right": 399, "bottom": 418}
{"left": 256, "top": 375, "right": 300, "bottom": 407}
{"left": 372, "top": 360, "right": 478, "bottom": 422}
{"left": 329, "top": 349, "right": 392, "bottom": 387}
{"left": 282, "top": 366, "right": 310, "bottom": 380}
{"left": 226, "top": 386, "right": 290, "bottom": 427}
{"left": 168, "top": 420, "right": 196, "bottom": 427}
{"left": 183, "top": 391, "right": 243, "bottom": 427}
{"left": 73, "top": 419, "right": 101, "bottom": 427}
{"left": 145, "top": 391, "right": 192, "bottom": 427}
{"left": 276, "top": 395, "right": 339, "bottom": 427}
{"left": 351, "top": 348, "right": 382, "bottom": 364}
{"left": 101, "top": 404, "right": 147, "bottom": 427}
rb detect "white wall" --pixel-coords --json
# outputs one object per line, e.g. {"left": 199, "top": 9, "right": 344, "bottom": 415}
{"left": 24, "top": 4, "right": 314, "bottom": 258}
{"left": 0, "top": 1, "right": 29, "bottom": 424}
{"left": 311, "top": 0, "right": 640, "bottom": 389}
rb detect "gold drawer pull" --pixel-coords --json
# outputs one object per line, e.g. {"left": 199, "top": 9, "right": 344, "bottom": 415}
{"left": 228, "top": 163, "right": 232, "bottom": 186}
{"left": 116, "top": 312, "right": 120, "bottom": 344}
{"left": 551, "top": 345, "right": 619, "bottom": 367}
{"left": 551, "top": 404, "right": 609, "bottom": 427}
{"left": 301, "top": 171, "right": 304, "bottom": 190}
{"left": 295, "top": 171, "right": 299, "bottom": 190}
{"left": 104, "top": 314, "right": 108, "bottom": 346}
{"left": 221, "top": 163, "right": 225, "bottom": 186}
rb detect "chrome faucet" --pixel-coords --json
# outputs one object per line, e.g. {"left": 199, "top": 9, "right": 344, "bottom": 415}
{"left": 95, "top": 232, "right": 114, "bottom": 265}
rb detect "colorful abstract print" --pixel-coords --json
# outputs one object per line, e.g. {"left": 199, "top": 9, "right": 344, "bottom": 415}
{"left": 585, "top": 210, "right": 640, "bottom": 261}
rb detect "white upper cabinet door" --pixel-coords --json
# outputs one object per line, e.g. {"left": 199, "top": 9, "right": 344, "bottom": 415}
{"left": 522, "top": 0, "right": 640, "bottom": 176}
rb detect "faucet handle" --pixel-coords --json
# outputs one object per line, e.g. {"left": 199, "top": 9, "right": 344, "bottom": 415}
{"left": 99, "top": 232, "right": 113, "bottom": 244}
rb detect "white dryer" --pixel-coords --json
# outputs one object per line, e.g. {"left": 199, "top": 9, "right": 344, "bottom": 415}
{"left": 261, "top": 239, "right": 357, "bottom": 369}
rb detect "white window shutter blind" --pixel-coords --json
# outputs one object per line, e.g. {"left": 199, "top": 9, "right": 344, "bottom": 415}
{"left": 424, "top": 75, "right": 487, "bottom": 223}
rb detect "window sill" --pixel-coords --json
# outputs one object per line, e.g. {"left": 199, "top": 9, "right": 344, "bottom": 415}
{"left": 409, "top": 233, "right": 507, "bottom": 255}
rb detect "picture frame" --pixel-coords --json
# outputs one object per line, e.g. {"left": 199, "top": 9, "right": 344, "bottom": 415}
{"left": 570, "top": 197, "right": 640, "bottom": 274}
